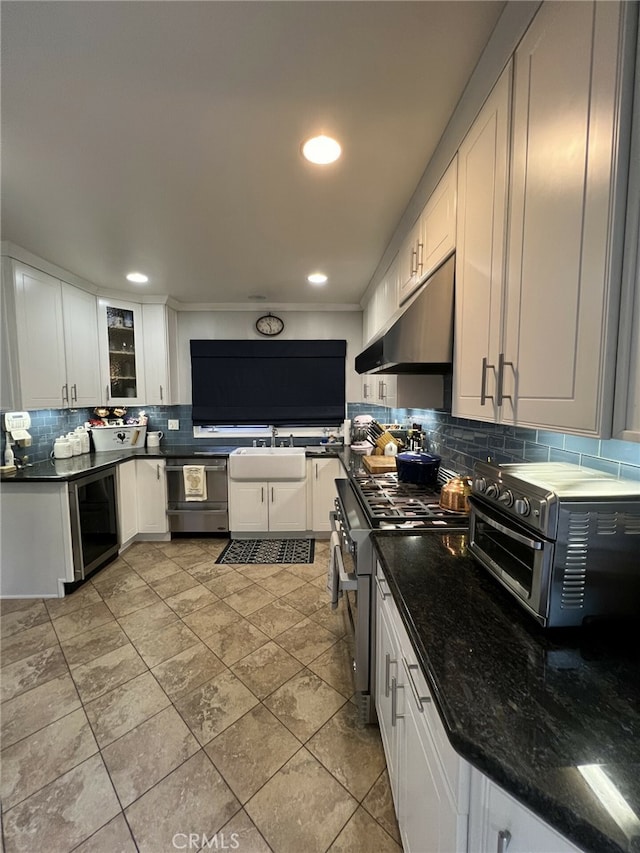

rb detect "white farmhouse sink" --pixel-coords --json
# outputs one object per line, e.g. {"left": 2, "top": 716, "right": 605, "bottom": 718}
{"left": 229, "top": 447, "right": 306, "bottom": 481}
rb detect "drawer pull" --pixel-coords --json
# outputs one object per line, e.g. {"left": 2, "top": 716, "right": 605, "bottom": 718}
{"left": 402, "top": 657, "right": 431, "bottom": 711}
{"left": 391, "top": 676, "right": 403, "bottom": 727}
{"left": 385, "top": 652, "right": 391, "bottom": 698}
{"left": 497, "top": 829, "right": 511, "bottom": 853}
{"left": 375, "top": 576, "right": 389, "bottom": 600}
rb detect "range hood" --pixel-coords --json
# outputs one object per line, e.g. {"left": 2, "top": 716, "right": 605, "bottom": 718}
{"left": 355, "top": 254, "right": 455, "bottom": 375}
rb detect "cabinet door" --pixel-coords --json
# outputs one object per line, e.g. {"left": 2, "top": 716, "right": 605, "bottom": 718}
{"left": 228, "top": 481, "right": 269, "bottom": 531}
{"left": 142, "top": 303, "right": 171, "bottom": 405}
{"left": 398, "top": 218, "right": 422, "bottom": 304}
{"left": 400, "top": 687, "right": 461, "bottom": 853}
{"left": 503, "top": 1, "right": 630, "bottom": 434}
{"left": 136, "top": 459, "right": 168, "bottom": 534}
{"left": 421, "top": 157, "right": 457, "bottom": 280}
{"left": 13, "top": 263, "right": 67, "bottom": 409}
{"left": 374, "top": 572, "right": 402, "bottom": 811}
{"left": 98, "top": 298, "right": 146, "bottom": 405}
{"left": 62, "top": 284, "right": 101, "bottom": 408}
{"left": 269, "top": 481, "right": 307, "bottom": 531}
{"left": 117, "top": 459, "right": 138, "bottom": 546}
{"left": 311, "top": 458, "right": 341, "bottom": 532}
{"left": 453, "top": 63, "right": 511, "bottom": 422}
{"left": 469, "top": 771, "right": 582, "bottom": 853}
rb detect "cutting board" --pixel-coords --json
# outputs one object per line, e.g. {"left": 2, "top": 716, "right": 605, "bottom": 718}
{"left": 362, "top": 455, "right": 397, "bottom": 474}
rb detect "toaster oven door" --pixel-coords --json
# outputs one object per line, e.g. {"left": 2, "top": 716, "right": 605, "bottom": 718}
{"left": 468, "top": 497, "right": 555, "bottom": 624}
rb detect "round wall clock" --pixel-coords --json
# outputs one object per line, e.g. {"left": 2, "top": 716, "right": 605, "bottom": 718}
{"left": 255, "top": 313, "right": 284, "bottom": 337}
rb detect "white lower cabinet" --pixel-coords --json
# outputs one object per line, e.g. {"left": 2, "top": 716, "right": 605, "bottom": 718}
{"left": 375, "top": 562, "right": 470, "bottom": 853}
{"left": 468, "top": 770, "right": 582, "bottom": 853}
{"left": 117, "top": 459, "right": 138, "bottom": 546}
{"left": 308, "top": 457, "right": 341, "bottom": 532}
{"left": 228, "top": 479, "right": 307, "bottom": 532}
{"left": 135, "top": 458, "right": 168, "bottom": 534}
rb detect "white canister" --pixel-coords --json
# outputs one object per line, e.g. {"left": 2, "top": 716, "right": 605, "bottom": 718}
{"left": 75, "top": 427, "right": 90, "bottom": 454}
{"left": 146, "top": 431, "right": 164, "bottom": 448}
{"left": 53, "top": 437, "right": 72, "bottom": 459}
{"left": 67, "top": 433, "right": 82, "bottom": 456}
{"left": 384, "top": 441, "right": 398, "bottom": 457}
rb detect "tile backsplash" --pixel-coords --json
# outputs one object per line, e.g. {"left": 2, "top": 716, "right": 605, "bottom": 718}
{"left": 350, "top": 405, "right": 640, "bottom": 481}
{"left": 3, "top": 403, "right": 640, "bottom": 479}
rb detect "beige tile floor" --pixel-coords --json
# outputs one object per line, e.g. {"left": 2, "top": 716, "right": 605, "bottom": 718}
{"left": 0, "top": 538, "right": 402, "bottom": 853}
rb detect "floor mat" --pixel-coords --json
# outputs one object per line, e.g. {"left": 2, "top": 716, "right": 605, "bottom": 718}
{"left": 216, "top": 538, "right": 315, "bottom": 565}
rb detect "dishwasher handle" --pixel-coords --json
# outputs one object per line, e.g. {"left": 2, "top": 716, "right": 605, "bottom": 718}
{"left": 165, "top": 465, "right": 227, "bottom": 473}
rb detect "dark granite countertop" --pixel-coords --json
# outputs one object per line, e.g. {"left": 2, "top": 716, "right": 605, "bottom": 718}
{"left": 372, "top": 531, "right": 640, "bottom": 853}
{"left": 1, "top": 445, "right": 343, "bottom": 482}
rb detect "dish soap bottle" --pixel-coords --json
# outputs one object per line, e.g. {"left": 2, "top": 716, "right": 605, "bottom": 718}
{"left": 4, "top": 437, "right": 14, "bottom": 466}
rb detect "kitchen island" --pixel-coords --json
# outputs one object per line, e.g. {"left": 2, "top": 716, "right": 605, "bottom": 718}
{"left": 373, "top": 531, "right": 640, "bottom": 853}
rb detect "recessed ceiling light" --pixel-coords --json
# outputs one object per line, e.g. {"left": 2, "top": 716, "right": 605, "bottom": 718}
{"left": 308, "top": 273, "right": 328, "bottom": 285}
{"left": 126, "top": 272, "right": 149, "bottom": 284}
{"left": 301, "top": 135, "right": 341, "bottom": 165}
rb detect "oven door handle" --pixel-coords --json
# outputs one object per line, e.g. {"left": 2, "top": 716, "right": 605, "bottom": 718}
{"left": 333, "top": 543, "right": 358, "bottom": 591}
{"left": 165, "top": 465, "right": 226, "bottom": 473}
{"left": 472, "top": 505, "right": 543, "bottom": 550}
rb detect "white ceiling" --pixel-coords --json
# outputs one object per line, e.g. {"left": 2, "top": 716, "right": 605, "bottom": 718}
{"left": 1, "top": 1, "right": 505, "bottom": 307}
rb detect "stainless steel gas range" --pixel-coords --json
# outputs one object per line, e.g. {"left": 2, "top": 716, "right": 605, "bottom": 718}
{"left": 331, "top": 469, "right": 469, "bottom": 724}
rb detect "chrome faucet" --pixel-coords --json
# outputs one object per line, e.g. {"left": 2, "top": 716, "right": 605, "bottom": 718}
{"left": 271, "top": 426, "right": 278, "bottom": 447}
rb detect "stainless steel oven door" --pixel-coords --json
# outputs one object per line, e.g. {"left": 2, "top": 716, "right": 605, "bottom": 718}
{"left": 468, "top": 497, "right": 555, "bottom": 625}
{"left": 330, "top": 509, "right": 371, "bottom": 697}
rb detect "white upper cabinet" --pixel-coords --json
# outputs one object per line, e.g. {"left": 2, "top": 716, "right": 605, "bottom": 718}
{"left": 613, "top": 22, "right": 640, "bottom": 443}
{"left": 142, "top": 303, "right": 177, "bottom": 405}
{"left": 399, "top": 159, "right": 457, "bottom": 305}
{"left": 362, "top": 253, "right": 399, "bottom": 346}
{"left": 421, "top": 156, "right": 457, "bottom": 282}
{"left": 453, "top": 63, "right": 512, "bottom": 422}
{"left": 61, "top": 283, "right": 102, "bottom": 408}
{"left": 98, "top": 297, "right": 146, "bottom": 406}
{"left": 9, "top": 262, "right": 101, "bottom": 410}
{"left": 501, "top": 0, "right": 633, "bottom": 435}
{"left": 454, "top": 1, "right": 635, "bottom": 436}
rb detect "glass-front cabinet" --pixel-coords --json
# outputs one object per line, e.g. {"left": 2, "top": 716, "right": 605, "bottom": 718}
{"left": 97, "top": 298, "right": 146, "bottom": 405}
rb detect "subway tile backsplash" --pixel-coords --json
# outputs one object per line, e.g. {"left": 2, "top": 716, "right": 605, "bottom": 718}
{"left": 3, "top": 403, "right": 640, "bottom": 479}
{"left": 347, "top": 404, "right": 640, "bottom": 481}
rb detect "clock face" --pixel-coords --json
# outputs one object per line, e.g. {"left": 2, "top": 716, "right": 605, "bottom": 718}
{"left": 256, "top": 314, "right": 284, "bottom": 337}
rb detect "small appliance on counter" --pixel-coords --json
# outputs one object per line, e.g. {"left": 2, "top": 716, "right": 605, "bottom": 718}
{"left": 468, "top": 461, "right": 640, "bottom": 628}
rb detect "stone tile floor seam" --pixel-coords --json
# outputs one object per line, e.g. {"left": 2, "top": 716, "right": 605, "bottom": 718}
{"left": 0, "top": 538, "right": 401, "bottom": 853}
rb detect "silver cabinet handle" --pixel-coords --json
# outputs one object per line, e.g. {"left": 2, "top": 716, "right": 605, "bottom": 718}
{"left": 416, "top": 240, "right": 424, "bottom": 274}
{"left": 410, "top": 247, "right": 417, "bottom": 277}
{"left": 261, "top": 487, "right": 265, "bottom": 503}
{"left": 71, "top": 383, "right": 77, "bottom": 403}
{"left": 391, "top": 676, "right": 403, "bottom": 726}
{"left": 402, "top": 657, "right": 431, "bottom": 711}
{"left": 62, "top": 384, "right": 69, "bottom": 406}
{"left": 315, "top": 463, "right": 319, "bottom": 480}
{"left": 497, "top": 829, "right": 511, "bottom": 853}
{"left": 363, "top": 383, "right": 369, "bottom": 399}
{"left": 385, "top": 652, "right": 391, "bottom": 698}
{"left": 105, "top": 384, "right": 110, "bottom": 401}
{"left": 480, "top": 357, "right": 495, "bottom": 406}
{"left": 159, "top": 385, "right": 163, "bottom": 401}
{"left": 156, "top": 464, "right": 161, "bottom": 481}
{"left": 496, "top": 352, "right": 513, "bottom": 406}
{"left": 375, "top": 576, "right": 389, "bottom": 600}
{"left": 271, "top": 486, "right": 274, "bottom": 503}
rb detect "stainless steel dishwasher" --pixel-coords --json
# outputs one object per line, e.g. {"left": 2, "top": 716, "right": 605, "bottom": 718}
{"left": 166, "top": 457, "right": 228, "bottom": 533}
